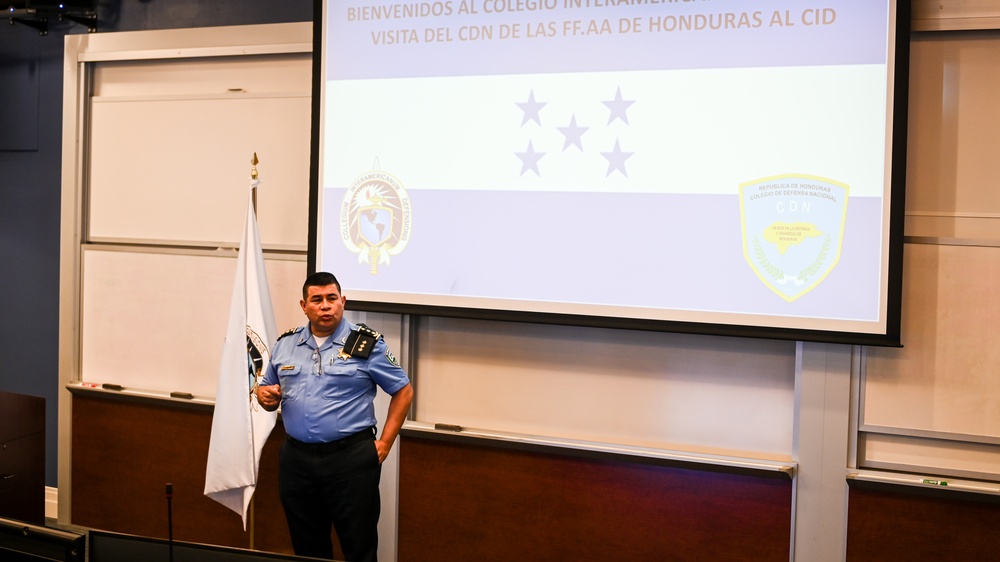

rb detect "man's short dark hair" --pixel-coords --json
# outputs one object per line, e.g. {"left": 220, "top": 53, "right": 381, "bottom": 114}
{"left": 302, "top": 271, "right": 341, "bottom": 299}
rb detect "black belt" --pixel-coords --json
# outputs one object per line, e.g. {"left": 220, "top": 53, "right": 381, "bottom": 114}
{"left": 286, "top": 427, "right": 375, "bottom": 455}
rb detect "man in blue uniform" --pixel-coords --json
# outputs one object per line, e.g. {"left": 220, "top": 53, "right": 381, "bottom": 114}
{"left": 256, "top": 271, "right": 413, "bottom": 562}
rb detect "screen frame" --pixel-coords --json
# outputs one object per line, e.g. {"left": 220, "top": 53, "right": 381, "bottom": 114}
{"left": 307, "top": 0, "right": 911, "bottom": 347}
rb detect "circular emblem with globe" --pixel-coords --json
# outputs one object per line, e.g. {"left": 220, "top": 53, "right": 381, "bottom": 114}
{"left": 340, "top": 171, "right": 412, "bottom": 274}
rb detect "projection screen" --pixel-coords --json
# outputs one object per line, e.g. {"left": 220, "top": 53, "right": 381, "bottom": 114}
{"left": 310, "top": 0, "right": 910, "bottom": 346}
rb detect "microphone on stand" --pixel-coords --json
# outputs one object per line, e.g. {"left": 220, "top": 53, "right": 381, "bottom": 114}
{"left": 165, "top": 483, "right": 174, "bottom": 562}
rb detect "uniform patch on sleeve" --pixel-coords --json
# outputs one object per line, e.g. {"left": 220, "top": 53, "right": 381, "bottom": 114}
{"left": 385, "top": 348, "right": 401, "bottom": 368}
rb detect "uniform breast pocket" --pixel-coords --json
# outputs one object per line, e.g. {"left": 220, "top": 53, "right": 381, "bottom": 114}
{"left": 276, "top": 364, "right": 303, "bottom": 400}
{"left": 322, "top": 361, "right": 367, "bottom": 399}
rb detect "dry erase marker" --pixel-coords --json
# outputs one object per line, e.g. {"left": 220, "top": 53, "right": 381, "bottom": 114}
{"left": 81, "top": 382, "right": 98, "bottom": 388}
{"left": 922, "top": 479, "right": 947, "bottom": 486}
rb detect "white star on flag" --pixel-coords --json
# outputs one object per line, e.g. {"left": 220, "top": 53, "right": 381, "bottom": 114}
{"left": 603, "top": 86, "right": 636, "bottom": 125}
{"left": 558, "top": 114, "right": 589, "bottom": 151}
{"left": 515, "top": 140, "right": 545, "bottom": 176}
{"left": 517, "top": 89, "right": 547, "bottom": 126}
{"left": 602, "top": 138, "right": 634, "bottom": 177}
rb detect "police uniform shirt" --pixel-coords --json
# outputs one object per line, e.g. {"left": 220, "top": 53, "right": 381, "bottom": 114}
{"left": 261, "top": 320, "right": 410, "bottom": 444}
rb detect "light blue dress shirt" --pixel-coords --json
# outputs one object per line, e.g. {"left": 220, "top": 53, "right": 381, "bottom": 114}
{"left": 261, "top": 320, "right": 410, "bottom": 443}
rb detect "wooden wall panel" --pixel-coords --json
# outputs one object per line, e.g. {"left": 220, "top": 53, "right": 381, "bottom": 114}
{"left": 847, "top": 481, "right": 1000, "bottom": 561}
{"left": 398, "top": 433, "right": 792, "bottom": 562}
{"left": 70, "top": 392, "right": 294, "bottom": 555}
{"left": 0, "top": 391, "right": 45, "bottom": 524}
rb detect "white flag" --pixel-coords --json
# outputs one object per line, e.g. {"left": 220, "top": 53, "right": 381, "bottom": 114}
{"left": 204, "top": 182, "right": 278, "bottom": 528}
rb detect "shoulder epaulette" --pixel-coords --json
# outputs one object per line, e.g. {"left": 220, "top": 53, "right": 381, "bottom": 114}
{"left": 356, "top": 323, "right": 382, "bottom": 339}
{"left": 276, "top": 327, "right": 298, "bottom": 341}
{"left": 342, "top": 324, "right": 380, "bottom": 359}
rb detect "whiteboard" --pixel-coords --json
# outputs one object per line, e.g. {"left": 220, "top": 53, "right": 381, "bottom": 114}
{"left": 904, "top": 31, "right": 1000, "bottom": 240}
{"left": 865, "top": 242, "right": 1000, "bottom": 439}
{"left": 87, "top": 54, "right": 311, "bottom": 250}
{"left": 414, "top": 316, "right": 797, "bottom": 460}
{"left": 80, "top": 248, "right": 307, "bottom": 397}
{"left": 77, "top": 49, "right": 314, "bottom": 397}
{"left": 860, "top": 30, "right": 1000, "bottom": 476}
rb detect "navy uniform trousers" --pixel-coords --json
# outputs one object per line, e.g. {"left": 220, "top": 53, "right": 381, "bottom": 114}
{"left": 278, "top": 428, "right": 381, "bottom": 562}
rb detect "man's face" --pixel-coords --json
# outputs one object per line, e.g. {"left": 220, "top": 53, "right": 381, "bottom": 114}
{"left": 300, "top": 284, "right": 346, "bottom": 337}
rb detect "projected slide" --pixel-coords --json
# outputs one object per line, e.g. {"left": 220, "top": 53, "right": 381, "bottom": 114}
{"left": 314, "top": 0, "right": 904, "bottom": 343}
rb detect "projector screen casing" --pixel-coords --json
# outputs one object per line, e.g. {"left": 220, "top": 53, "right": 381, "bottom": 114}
{"left": 309, "top": 0, "right": 910, "bottom": 347}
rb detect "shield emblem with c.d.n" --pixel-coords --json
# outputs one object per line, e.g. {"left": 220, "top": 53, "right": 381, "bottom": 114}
{"left": 739, "top": 174, "right": 849, "bottom": 302}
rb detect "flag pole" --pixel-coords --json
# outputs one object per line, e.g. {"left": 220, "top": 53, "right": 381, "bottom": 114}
{"left": 204, "top": 150, "right": 277, "bottom": 544}
{"left": 251, "top": 152, "right": 259, "bottom": 213}
{"left": 249, "top": 152, "right": 258, "bottom": 550}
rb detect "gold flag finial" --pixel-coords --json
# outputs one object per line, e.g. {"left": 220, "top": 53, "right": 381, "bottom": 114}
{"left": 251, "top": 152, "right": 259, "bottom": 180}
